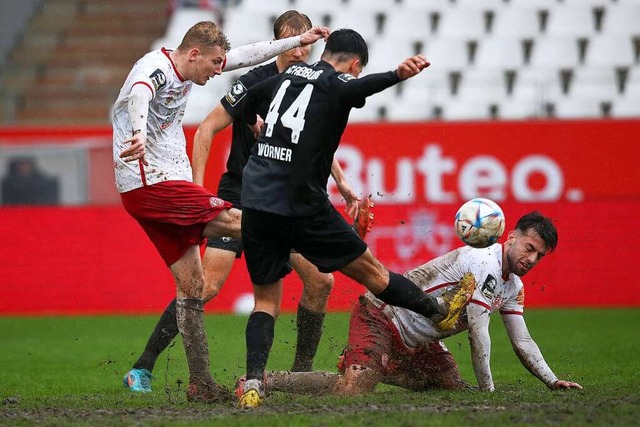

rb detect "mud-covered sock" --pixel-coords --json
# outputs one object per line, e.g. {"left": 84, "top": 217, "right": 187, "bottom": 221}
{"left": 374, "top": 271, "right": 440, "bottom": 319}
{"left": 133, "top": 298, "right": 179, "bottom": 372}
{"left": 245, "top": 311, "right": 275, "bottom": 380}
{"left": 292, "top": 304, "right": 325, "bottom": 372}
{"left": 176, "top": 298, "right": 213, "bottom": 386}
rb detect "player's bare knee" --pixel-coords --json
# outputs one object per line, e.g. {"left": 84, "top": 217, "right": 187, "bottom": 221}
{"left": 201, "top": 283, "right": 221, "bottom": 303}
{"left": 203, "top": 209, "right": 241, "bottom": 239}
{"left": 334, "top": 364, "right": 380, "bottom": 395}
{"left": 303, "top": 271, "right": 334, "bottom": 294}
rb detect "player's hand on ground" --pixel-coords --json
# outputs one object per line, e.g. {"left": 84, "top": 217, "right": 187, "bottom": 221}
{"left": 120, "top": 132, "right": 149, "bottom": 165}
{"left": 550, "top": 380, "right": 583, "bottom": 390}
{"left": 396, "top": 55, "right": 430, "bottom": 81}
{"left": 300, "top": 26, "right": 331, "bottom": 44}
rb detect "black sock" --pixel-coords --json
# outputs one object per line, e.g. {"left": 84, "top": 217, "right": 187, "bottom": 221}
{"left": 292, "top": 304, "right": 325, "bottom": 372}
{"left": 374, "top": 271, "right": 439, "bottom": 318}
{"left": 246, "top": 311, "right": 275, "bottom": 380}
{"left": 133, "top": 298, "right": 179, "bottom": 372}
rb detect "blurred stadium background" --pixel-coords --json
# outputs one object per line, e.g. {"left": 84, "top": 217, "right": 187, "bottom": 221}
{"left": 0, "top": 0, "right": 638, "bottom": 315}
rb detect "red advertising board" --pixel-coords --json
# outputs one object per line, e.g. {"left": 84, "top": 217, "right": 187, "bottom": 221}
{"left": 1, "top": 120, "right": 639, "bottom": 315}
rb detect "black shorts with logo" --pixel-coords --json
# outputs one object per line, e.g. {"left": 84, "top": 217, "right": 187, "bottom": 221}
{"left": 242, "top": 205, "right": 367, "bottom": 285}
{"left": 206, "top": 182, "right": 243, "bottom": 257}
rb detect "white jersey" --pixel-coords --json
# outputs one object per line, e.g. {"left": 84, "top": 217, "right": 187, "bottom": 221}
{"left": 366, "top": 244, "right": 525, "bottom": 349}
{"left": 112, "top": 48, "right": 193, "bottom": 193}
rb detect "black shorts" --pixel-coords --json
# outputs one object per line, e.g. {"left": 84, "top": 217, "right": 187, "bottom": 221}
{"left": 242, "top": 205, "right": 367, "bottom": 285}
{"left": 206, "top": 190, "right": 243, "bottom": 257}
{"left": 206, "top": 236, "right": 243, "bottom": 257}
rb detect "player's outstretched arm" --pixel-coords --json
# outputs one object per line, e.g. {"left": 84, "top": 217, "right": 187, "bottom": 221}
{"left": 467, "top": 303, "right": 495, "bottom": 391}
{"left": 223, "top": 26, "right": 330, "bottom": 72}
{"left": 192, "top": 102, "right": 233, "bottom": 186}
{"left": 396, "top": 55, "right": 430, "bottom": 81}
{"left": 502, "top": 314, "right": 581, "bottom": 390}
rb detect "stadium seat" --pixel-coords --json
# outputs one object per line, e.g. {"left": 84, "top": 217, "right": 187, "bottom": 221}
{"left": 474, "top": 37, "right": 527, "bottom": 70}
{"left": 435, "top": 7, "right": 490, "bottom": 39}
{"left": 222, "top": 9, "right": 273, "bottom": 46}
{"left": 439, "top": 97, "right": 497, "bottom": 121}
{"left": 421, "top": 38, "right": 473, "bottom": 72}
{"left": 385, "top": 100, "right": 434, "bottom": 122}
{"left": 528, "top": 36, "right": 581, "bottom": 69}
{"left": 383, "top": 10, "right": 431, "bottom": 40}
{"left": 491, "top": 6, "right": 545, "bottom": 38}
{"left": 402, "top": 0, "right": 453, "bottom": 13}
{"left": 508, "top": 0, "right": 560, "bottom": 8}
{"left": 348, "top": 0, "right": 398, "bottom": 12}
{"left": 349, "top": 103, "right": 385, "bottom": 122}
{"left": 569, "top": 67, "right": 619, "bottom": 105}
{"left": 610, "top": 94, "right": 640, "bottom": 117}
{"left": 398, "top": 70, "right": 449, "bottom": 105}
{"left": 455, "top": 0, "right": 508, "bottom": 8}
{"left": 584, "top": 34, "right": 636, "bottom": 68}
{"left": 366, "top": 38, "right": 417, "bottom": 73}
{"left": 544, "top": 4, "right": 599, "bottom": 37}
{"left": 329, "top": 9, "right": 379, "bottom": 41}
{"left": 600, "top": 4, "right": 640, "bottom": 35}
{"left": 622, "top": 66, "right": 640, "bottom": 97}
{"left": 456, "top": 68, "right": 509, "bottom": 101}
{"left": 153, "top": 8, "right": 217, "bottom": 50}
{"left": 235, "top": 0, "right": 295, "bottom": 13}
{"left": 194, "top": 0, "right": 639, "bottom": 123}
{"left": 292, "top": 0, "right": 350, "bottom": 15}
{"left": 516, "top": 67, "right": 565, "bottom": 102}
{"left": 183, "top": 83, "right": 223, "bottom": 124}
{"left": 498, "top": 94, "right": 544, "bottom": 120}
{"left": 551, "top": 96, "right": 606, "bottom": 118}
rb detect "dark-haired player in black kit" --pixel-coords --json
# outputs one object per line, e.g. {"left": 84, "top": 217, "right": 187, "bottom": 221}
{"left": 236, "top": 29, "right": 476, "bottom": 408}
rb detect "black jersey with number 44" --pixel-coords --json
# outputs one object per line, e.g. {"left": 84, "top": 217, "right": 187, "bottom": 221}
{"left": 241, "top": 60, "right": 400, "bottom": 217}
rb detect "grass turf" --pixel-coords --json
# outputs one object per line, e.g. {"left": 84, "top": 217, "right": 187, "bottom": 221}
{"left": 1, "top": 308, "right": 639, "bottom": 426}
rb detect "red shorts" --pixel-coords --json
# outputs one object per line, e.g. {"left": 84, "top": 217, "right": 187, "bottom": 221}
{"left": 120, "top": 180, "right": 232, "bottom": 266}
{"left": 338, "top": 295, "right": 462, "bottom": 390}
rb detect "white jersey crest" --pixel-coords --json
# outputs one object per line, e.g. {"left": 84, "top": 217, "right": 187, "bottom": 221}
{"left": 368, "top": 244, "right": 525, "bottom": 349}
{"left": 112, "top": 48, "right": 193, "bottom": 193}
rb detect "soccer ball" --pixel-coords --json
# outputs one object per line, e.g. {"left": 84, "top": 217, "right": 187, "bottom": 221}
{"left": 233, "top": 293, "right": 255, "bottom": 315}
{"left": 454, "top": 198, "right": 506, "bottom": 248}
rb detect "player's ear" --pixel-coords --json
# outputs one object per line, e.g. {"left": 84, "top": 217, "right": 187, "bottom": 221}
{"left": 348, "top": 58, "right": 362, "bottom": 76}
{"left": 189, "top": 47, "right": 201, "bottom": 62}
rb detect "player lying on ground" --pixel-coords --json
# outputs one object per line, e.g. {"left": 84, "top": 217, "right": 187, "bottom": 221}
{"left": 122, "top": 12, "right": 373, "bottom": 395}
{"left": 258, "top": 212, "right": 583, "bottom": 395}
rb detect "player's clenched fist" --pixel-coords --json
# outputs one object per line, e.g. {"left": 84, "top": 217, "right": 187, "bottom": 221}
{"left": 396, "top": 54, "right": 430, "bottom": 81}
{"left": 300, "top": 26, "right": 331, "bottom": 44}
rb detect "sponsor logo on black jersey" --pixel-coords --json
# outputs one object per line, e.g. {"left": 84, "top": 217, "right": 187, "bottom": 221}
{"left": 338, "top": 73, "right": 356, "bottom": 82}
{"left": 481, "top": 274, "right": 497, "bottom": 299}
{"left": 225, "top": 80, "right": 248, "bottom": 106}
{"left": 149, "top": 69, "right": 167, "bottom": 92}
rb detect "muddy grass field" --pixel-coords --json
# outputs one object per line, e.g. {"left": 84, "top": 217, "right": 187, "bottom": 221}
{"left": 2, "top": 309, "right": 639, "bottom": 426}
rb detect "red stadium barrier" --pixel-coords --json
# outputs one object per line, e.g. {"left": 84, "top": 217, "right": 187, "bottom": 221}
{"left": 1, "top": 120, "right": 639, "bottom": 314}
